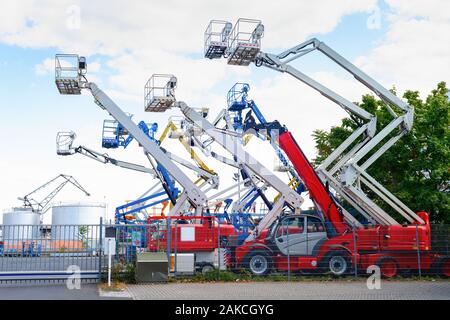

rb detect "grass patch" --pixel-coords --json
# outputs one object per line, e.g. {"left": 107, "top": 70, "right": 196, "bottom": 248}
{"left": 171, "top": 270, "right": 447, "bottom": 283}
{"left": 101, "top": 262, "right": 137, "bottom": 284}
{"left": 99, "top": 281, "right": 127, "bottom": 292}
{"left": 172, "top": 270, "right": 360, "bottom": 283}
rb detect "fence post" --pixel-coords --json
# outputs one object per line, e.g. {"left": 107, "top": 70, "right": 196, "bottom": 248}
{"left": 166, "top": 218, "right": 171, "bottom": 276}
{"left": 107, "top": 238, "right": 112, "bottom": 287}
{"left": 286, "top": 221, "right": 290, "bottom": 281}
{"left": 217, "top": 217, "right": 221, "bottom": 275}
{"left": 352, "top": 224, "right": 358, "bottom": 278}
{"left": 174, "top": 220, "right": 178, "bottom": 277}
{"left": 416, "top": 225, "right": 422, "bottom": 278}
{"left": 98, "top": 217, "right": 103, "bottom": 282}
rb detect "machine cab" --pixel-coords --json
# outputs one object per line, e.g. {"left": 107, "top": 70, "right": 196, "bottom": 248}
{"left": 270, "top": 215, "right": 328, "bottom": 256}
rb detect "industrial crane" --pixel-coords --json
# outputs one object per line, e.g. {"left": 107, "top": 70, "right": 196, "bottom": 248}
{"left": 18, "top": 174, "right": 90, "bottom": 216}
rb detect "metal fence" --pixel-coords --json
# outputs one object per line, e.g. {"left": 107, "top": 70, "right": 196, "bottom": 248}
{"left": 0, "top": 221, "right": 104, "bottom": 284}
{"left": 102, "top": 217, "right": 450, "bottom": 280}
{"left": 1, "top": 218, "right": 449, "bottom": 285}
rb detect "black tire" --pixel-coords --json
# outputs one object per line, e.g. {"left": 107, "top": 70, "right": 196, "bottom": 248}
{"left": 244, "top": 250, "right": 273, "bottom": 276}
{"left": 375, "top": 256, "right": 399, "bottom": 278}
{"left": 433, "top": 256, "right": 450, "bottom": 279}
{"left": 201, "top": 264, "right": 215, "bottom": 274}
{"left": 321, "top": 250, "right": 352, "bottom": 276}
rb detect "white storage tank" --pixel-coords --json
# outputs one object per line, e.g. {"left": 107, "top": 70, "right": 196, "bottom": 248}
{"left": 51, "top": 202, "right": 106, "bottom": 253}
{"left": 2, "top": 208, "right": 40, "bottom": 251}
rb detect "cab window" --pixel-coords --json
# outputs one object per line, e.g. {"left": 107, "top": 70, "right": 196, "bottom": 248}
{"left": 276, "top": 217, "right": 304, "bottom": 237}
{"left": 307, "top": 217, "right": 325, "bottom": 233}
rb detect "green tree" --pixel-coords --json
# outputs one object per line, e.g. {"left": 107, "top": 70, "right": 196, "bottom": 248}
{"left": 313, "top": 82, "right": 449, "bottom": 223}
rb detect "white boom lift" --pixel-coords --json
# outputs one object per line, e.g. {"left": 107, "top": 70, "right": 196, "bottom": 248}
{"left": 204, "top": 18, "right": 423, "bottom": 226}
{"left": 55, "top": 55, "right": 208, "bottom": 216}
{"left": 56, "top": 131, "right": 157, "bottom": 176}
{"left": 145, "top": 74, "right": 304, "bottom": 240}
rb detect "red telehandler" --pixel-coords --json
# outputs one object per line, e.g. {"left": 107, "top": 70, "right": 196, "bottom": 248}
{"left": 230, "top": 120, "right": 449, "bottom": 278}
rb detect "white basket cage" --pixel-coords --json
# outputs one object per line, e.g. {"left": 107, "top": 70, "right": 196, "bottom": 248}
{"left": 144, "top": 74, "right": 177, "bottom": 112}
{"left": 204, "top": 20, "right": 233, "bottom": 59}
{"left": 56, "top": 131, "right": 76, "bottom": 155}
{"left": 55, "top": 54, "right": 87, "bottom": 95}
{"left": 228, "top": 18, "right": 264, "bottom": 66}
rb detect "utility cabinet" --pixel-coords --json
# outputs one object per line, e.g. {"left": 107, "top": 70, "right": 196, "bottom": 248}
{"left": 135, "top": 252, "right": 168, "bottom": 283}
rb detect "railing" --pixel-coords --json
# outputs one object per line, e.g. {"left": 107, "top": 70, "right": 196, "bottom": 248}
{"left": 1, "top": 220, "right": 448, "bottom": 284}
{"left": 0, "top": 222, "right": 104, "bottom": 284}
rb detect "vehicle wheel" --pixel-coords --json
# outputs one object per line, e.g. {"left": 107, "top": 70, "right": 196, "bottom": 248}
{"left": 435, "top": 256, "right": 450, "bottom": 278}
{"left": 201, "top": 264, "right": 215, "bottom": 274}
{"left": 245, "top": 251, "right": 273, "bottom": 276}
{"left": 323, "top": 250, "right": 352, "bottom": 276}
{"left": 376, "top": 257, "right": 399, "bottom": 278}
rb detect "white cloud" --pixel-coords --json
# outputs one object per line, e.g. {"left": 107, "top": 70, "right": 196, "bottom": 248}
{"left": 0, "top": 0, "right": 377, "bottom": 55}
{"left": 34, "top": 57, "right": 53, "bottom": 75}
{"left": 1, "top": 0, "right": 376, "bottom": 106}
{"left": 355, "top": 0, "right": 450, "bottom": 94}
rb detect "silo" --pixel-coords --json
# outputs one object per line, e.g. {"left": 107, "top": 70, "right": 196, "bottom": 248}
{"left": 51, "top": 202, "right": 106, "bottom": 253}
{"left": 2, "top": 208, "right": 40, "bottom": 252}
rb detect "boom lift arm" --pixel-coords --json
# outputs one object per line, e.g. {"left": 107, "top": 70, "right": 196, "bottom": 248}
{"left": 56, "top": 131, "right": 176, "bottom": 223}
{"left": 204, "top": 19, "right": 424, "bottom": 226}
{"left": 56, "top": 131, "right": 156, "bottom": 176}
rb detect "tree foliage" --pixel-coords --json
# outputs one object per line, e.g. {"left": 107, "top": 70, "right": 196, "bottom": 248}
{"left": 313, "top": 82, "right": 449, "bottom": 223}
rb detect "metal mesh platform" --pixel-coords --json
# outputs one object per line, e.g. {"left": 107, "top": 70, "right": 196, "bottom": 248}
{"left": 144, "top": 74, "right": 177, "bottom": 112}
{"left": 204, "top": 20, "right": 232, "bottom": 59}
{"left": 227, "top": 19, "right": 263, "bottom": 66}
{"left": 227, "top": 43, "right": 261, "bottom": 66}
{"left": 55, "top": 54, "right": 86, "bottom": 95}
{"left": 55, "top": 78, "right": 82, "bottom": 95}
{"left": 145, "top": 97, "right": 176, "bottom": 112}
{"left": 205, "top": 41, "right": 228, "bottom": 59}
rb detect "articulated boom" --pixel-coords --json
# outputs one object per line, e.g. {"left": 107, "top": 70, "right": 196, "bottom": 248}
{"left": 204, "top": 19, "right": 425, "bottom": 228}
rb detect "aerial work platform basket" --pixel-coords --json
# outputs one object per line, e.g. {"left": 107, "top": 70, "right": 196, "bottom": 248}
{"left": 227, "top": 19, "right": 264, "bottom": 66}
{"left": 144, "top": 74, "right": 177, "bottom": 112}
{"left": 55, "top": 54, "right": 86, "bottom": 95}
{"left": 227, "top": 82, "right": 250, "bottom": 111}
{"left": 56, "top": 131, "right": 76, "bottom": 155}
{"left": 204, "top": 20, "right": 232, "bottom": 59}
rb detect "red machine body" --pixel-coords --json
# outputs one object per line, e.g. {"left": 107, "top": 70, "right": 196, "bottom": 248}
{"left": 231, "top": 130, "right": 447, "bottom": 277}
{"left": 147, "top": 215, "right": 235, "bottom": 253}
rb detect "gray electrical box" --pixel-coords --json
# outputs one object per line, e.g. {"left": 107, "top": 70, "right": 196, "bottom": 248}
{"left": 135, "top": 252, "right": 169, "bottom": 283}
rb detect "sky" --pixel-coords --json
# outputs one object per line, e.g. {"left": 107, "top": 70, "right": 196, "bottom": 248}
{"left": 0, "top": 0, "right": 449, "bottom": 223}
